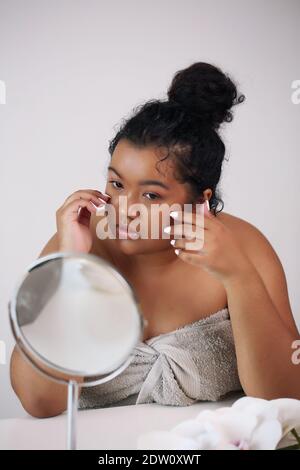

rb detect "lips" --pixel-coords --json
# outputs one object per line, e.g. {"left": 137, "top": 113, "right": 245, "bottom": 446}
{"left": 117, "top": 224, "right": 139, "bottom": 239}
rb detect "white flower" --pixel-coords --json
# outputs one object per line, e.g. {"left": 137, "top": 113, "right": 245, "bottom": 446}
{"left": 136, "top": 396, "right": 300, "bottom": 450}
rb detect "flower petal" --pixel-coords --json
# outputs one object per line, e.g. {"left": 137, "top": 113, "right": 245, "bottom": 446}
{"left": 271, "top": 398, "right": 300, "bottom": 435}
{"left": 232, "top": 396, "right": 278, "bottom": 422}
{"left": 211, "top": 411, "right": 257, "bottom": 443}
{"left": 250, "top": 419, "right": 282, "bottom": 450}
{"left": 173, "top": 418, "right": 224, "bottom": 449}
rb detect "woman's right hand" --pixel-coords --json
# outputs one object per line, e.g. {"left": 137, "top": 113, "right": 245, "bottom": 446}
{"left": 56, "top": 189, "right": 111, "bottom": 253}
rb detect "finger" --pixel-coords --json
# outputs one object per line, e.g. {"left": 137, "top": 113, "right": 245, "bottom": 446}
{"left": 89, "top": 189, "right": 111, "bottom": 202}
{"left": 69, "top": 190, "right": 109, "bottom": 204}
{"left": 60, "top": 198, "right": 98, "bottom": 222}
{"left": 62, "top": 191, "right": 107, "bottom": 209}
{"left": 174, "top": 249, "right": 206, "bottom": 266}
{"left": 170, "top": 236, "right": 204, "bottom": 252}
{"left": 163, "top": 223, "right": 206, "bottom": 239}
{"left": 74, "top": 189, "right": 110, "bottom": 200}
{"left": 170, "top": 202, "right": 214, "bottom": 229}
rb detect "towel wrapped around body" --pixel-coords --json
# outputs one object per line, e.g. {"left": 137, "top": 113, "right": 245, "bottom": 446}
{"left": 78, "top": 307, "right": 243, "bottom": 410}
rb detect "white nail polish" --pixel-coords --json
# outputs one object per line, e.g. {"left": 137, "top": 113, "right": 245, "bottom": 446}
{"left": 163, "top": 226, "right": 171, "bottom": 233}
{"left": 170, "top": 211, "right": 179, "bottom": 219}
{"left": 174, "top": 249, "right": 180, "bottom": 255}
{"left": 170, "top": 239, "right": 176, "bottom": 246}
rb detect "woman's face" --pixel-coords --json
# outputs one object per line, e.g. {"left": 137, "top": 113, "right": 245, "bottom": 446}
{"left": 103, "top": 139, "right": 207, "bottom": 255}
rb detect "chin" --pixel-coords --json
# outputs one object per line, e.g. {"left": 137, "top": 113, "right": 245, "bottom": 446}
{"left": 116, "top": 238, "right": 145, "bottom": 255}
{"left": 116, "top": 237, "right": 161, "bottom": 255}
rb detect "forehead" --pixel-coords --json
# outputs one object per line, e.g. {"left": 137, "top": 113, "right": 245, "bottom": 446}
{"left": 110, "top": 139, "right": 176, "bottom": 181}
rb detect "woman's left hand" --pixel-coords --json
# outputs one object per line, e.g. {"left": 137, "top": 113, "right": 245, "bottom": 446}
{"left": 164, "top": 202, "right": 255, "bottom": 284}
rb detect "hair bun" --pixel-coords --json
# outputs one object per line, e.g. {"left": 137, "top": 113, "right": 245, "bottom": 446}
{"left": 167, "top": 62, "right": 245, "bottom": 130}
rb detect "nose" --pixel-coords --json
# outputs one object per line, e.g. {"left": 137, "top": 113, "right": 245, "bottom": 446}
{"left": 127, "top": 202, "right": 140, "bottom": 219}
{"left": 115, "top": 192, "right": 140, "bottom": 224}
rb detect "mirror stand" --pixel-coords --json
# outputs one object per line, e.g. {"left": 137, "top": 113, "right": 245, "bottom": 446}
{"left": 67, "top": 380, "right": 79, "bottom": 450}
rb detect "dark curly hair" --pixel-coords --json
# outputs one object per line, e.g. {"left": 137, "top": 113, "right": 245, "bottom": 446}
{"left": 108, "top": 62, "right": 245, "bottom": 215}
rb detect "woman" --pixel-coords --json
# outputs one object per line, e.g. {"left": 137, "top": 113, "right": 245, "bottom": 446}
{"left": 10, "top": 62, "right": 300, "bottom": 417}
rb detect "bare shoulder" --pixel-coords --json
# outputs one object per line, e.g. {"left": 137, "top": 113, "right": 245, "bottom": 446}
{"left": 215, "top": 210, "right": 256, "bottom": 233}
{"left": 215, "top": 210, "right": 280, "bottom": 265}
{"left": 217, "top": 211, "right": 298, "bottom": 335}
{"left": 216, "top": 210, "right": 275, "bottom": 254}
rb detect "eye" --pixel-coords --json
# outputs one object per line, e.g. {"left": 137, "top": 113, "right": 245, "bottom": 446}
{"left": 109, "top": 180, "right": 123, "bottom": 190}
{"left": 144, "top": 192, "right": 161, "bottom": 201}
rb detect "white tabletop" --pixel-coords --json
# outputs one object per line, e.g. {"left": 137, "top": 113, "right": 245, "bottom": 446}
{"left": 0, "top": 391, "right": 295, "bottom": 450}
{"left": 0, "top": 393, "right": 245, "bottom": 450}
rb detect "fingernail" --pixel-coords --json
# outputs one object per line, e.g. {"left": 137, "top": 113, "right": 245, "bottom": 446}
{"left": 96, "top": 205, "right": 106, "bottom": 212}
{"left": 99, "top": 193, "right": 111, "bottom": 201}
{"left": 170, "top": 211, "right": 179, "bottom": 219}
{"left": 170, "top": 239, "right": 176, "bottom": 246}
{"left": 163, "top": 226, "right": 171, "bottom": 233}
{"left": 174, "top": 249, "right": 181, "bottom": 255}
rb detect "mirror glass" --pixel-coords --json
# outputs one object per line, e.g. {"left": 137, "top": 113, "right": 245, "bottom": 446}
{"left": 10, "top": 252, "right": 144, "bottom": 381}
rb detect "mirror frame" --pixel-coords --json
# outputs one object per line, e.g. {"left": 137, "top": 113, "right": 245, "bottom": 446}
{"left": 9, "top": 251, "right": 145, "bottom": 387}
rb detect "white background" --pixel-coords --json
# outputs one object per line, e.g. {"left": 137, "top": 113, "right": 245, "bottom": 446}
{"left": 0, "top": 0, "right": 299, "bottom": 418}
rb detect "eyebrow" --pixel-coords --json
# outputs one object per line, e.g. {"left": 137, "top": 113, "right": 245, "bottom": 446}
{"left": 107, "top": 166, "right": 170, "bottom": 190}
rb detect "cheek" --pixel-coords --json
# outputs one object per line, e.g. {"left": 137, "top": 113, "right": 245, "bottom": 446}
{"left": 147, "top": 209, "right": 174, "bottom": 237}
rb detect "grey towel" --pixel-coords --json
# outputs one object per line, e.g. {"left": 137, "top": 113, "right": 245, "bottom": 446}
{"left": 78, "top": 307, "right": 242, "bottom": 410}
